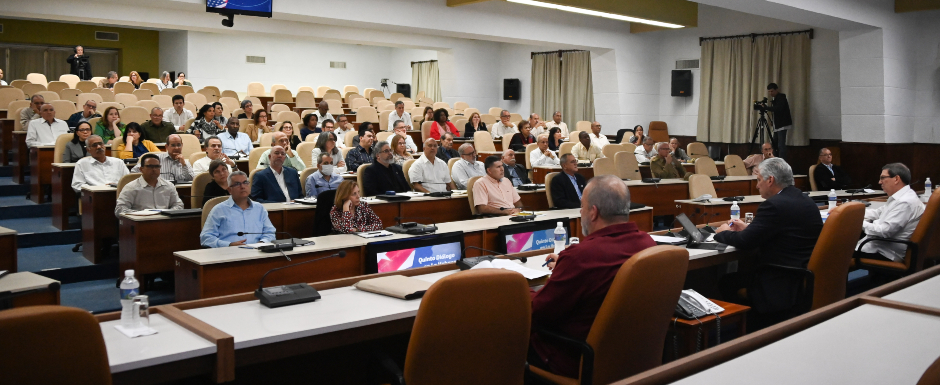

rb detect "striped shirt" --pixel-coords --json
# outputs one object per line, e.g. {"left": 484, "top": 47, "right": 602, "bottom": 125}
{"left": 131, "top": 152, "right": 195, "bottom": 183}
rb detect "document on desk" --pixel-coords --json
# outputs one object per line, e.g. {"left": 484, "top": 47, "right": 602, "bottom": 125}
{"left": 127, "top": 209, "right": 163, "bottom": 216}
{"left": 241, "top": 241, "right": 272, "bottom": 249}
{"left": 356, "top": 230, "right": 394, "bottom": 239}
{"left": 354, "top": 275, "right": 432, "bottom": 299}
{"left": 471, "top": 259, "right": 549, "bottom": 280}
{"left": 650, "top": 235, "right": 686, "bottom": 244}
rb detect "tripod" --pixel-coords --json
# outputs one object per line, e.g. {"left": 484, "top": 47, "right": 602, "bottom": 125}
{"left": 749, "top": 107, "right": 776, "bottom": 155}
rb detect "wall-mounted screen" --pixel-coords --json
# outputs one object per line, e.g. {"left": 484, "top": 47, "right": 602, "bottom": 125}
{"left": 207, "top": 0, "right": 273, "bottom": 18}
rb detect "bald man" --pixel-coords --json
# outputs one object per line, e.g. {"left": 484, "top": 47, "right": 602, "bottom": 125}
{"left": 313, "top": 100, "right": 334, "bottom": 129}
{"left": 409, "top": 138, "right": 455, "bottom": 193}
{"left": 26, "top": 103, "right": 69, "bottom": 148}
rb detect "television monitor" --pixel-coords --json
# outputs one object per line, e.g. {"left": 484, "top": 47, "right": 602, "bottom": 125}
{"left": 364, "top": 232, "right": 465, "bottom": 274}
{"left": 497, "top": 219, "right": 570, "bottom": 254}
{"left": 207, "top": 0, "right": 273, "bottom": 18}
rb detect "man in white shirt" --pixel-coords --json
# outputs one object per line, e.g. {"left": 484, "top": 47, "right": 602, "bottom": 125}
{"left": 26, "top": 104, "right": 70, "bottom": 148}
{"left": 163, "top": 95, "right": 194, "bottom": 131}
{"left": 313, "top": 101, "right": 334, "bottom": 129}
{"left": 387, "top": 120, "right": 418, "bottom": 154}
{"left": 589, "top": 121, "right": 608, "bottom": 149}
{"left": 528, "top": 113, "right": 549, "bottom": 138}
{"left": 409, "top": 138, "right": 455, "bottom": 193}
{"left": 451, "top": 143, "right": 485, "bottom": 189}
{"left": 530, "top": 134, "right": 560, "bottom": 167}
{"left": 490, "top": 110, "right": 517, "bottom": 139}
{"left": 387, "top": 101, "right": 412, "bottom": 131}
{"left": 319, "top": 119, "right": 345, "bottom": 149}
{"left": 72, "top": 135, "right": 129, "bottom": 193}
{"left": 634, "top": 137, "right": 657, "bottom": 163}
{"left": 219, "top": 118, "right": 253, "bottom": 157}
{"left": 856, "top": 163, "right": 925, "bottom": 263}
{"left": 0, "top": 69, "right": 6, "bottom": 86}
{"left": 544, "top": 111, "right": 570, "bottom": 139}
{"left": 193, "top": 136, "right": 235, "bottom": 174}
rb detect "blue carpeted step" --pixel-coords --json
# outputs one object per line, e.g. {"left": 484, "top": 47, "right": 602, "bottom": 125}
{"left": 0, "top": 201, "right": 51, "bottom": 220}
{"left": 17, "top": 229, "right": 82, "bottom": 248}
{"left": 0, "top": 166, "right": 11, "bottom": 177}
{"left": 0, "top": 180, "right": 28, "bottom": 196}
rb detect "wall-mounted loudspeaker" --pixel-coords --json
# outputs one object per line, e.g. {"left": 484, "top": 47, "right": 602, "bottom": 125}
{"left": 504, "top": 79, "right": 520, "bottom": 100}
{"left": 671, "top": 70, "right": 692, "bottom": 97}
{"left": 396, "top": 84, "right": 411, "bottom": 98}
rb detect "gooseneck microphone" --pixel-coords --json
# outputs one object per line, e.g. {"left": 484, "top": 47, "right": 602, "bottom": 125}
{"left": 237, "top": 231, "right": 302, "bottom": 259}
{"left": 386, "top": 216, "right": 437, "bottom": 235}
{"left": 255, "top": 251, "right": 346, "bottom": 308}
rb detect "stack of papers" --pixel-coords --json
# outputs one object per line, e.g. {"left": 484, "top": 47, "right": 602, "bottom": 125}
{"left": 470, "top": 259, "right": 549, "bottom": 280}
{"left": 356, "top": 230, "right": 394, "bottom": 238}
{"left": 650, "top": 235, "right": 686, "bottom": 244}
{"left": 127, "top": 209, "right": 162, "bottom": 216}
{"left": 295, "top": 197, "right": 317, "bottom": 204}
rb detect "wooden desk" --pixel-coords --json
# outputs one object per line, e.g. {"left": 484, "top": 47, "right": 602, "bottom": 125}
{"left": 51, "top": 163, "right": 77, "bottom": 230}
{"left": 676, "top": 189, "right": 887, "bottom": 225}
{"left": 29, "top": 145, "right": 54, "bottom": 203}
{"left": 0, "top": 272, "right": 60, "bottom": 308}
{"left": 0, "top": 117, "right": 13, "bottom": 166}
{"left": 0, "top": 226, "right": 17, "bottom": 272}
{"left": 532, "top": 166, "right": 595, "bottom": 184}
{"left": 234, "top": 158, "right": 248, "bottom": 174}
{"left": 477, "top": 150, "right": 526, "bottom": 166}
{"left": 668, "top": 299, "right": 749, "bottom": 360}
{"left": 639, "top": 161, "right": 726, "bottom": 179}
{"left": 11, "top": 131, "right": 28, "bottom": 184}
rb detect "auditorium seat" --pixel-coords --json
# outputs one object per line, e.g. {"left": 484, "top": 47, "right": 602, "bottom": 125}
{"left": 51, "top": 100, "right": 76, "bottom": 120}
{"left": 694, "top": 156, "right": 719, "bottom": 177}
{"left": 273, "top": 88, "right": 292, "bottom": 103}
{"left": 248, "top": 147, "right": 270, "bottom": 171}
{"left": 0, "top": 88, "right": 26, "bottom": 107}
{"left": 723, "top": 154, "right": 748, "bottom": 176}
{"left": 191, "top": 172, "right": 211, "bottom": 208}
{"left": 58, "top": 88, "right": 81, "bottom": 104}
{"left": 26, "top": 73, "right": 48, "bottom": 86}
{"left": 806, "top": 202, "right": 865, "bottom": 310}
{"left": 46, "top": 81, "right": 68, "bottom": 93}
{"left": 688, "top": 174, "right": 717, "bottom": 198}
{"left": 177, "top": 85, "right": 195, "bottom": 95}
{"left": 808, "top": 164, "right": 819, "bottom": 191}
{"left": 473, "top": 131, "right": 496, "bottom": 152}
{"left": 575, "top": 120, "right": 591, "bottom": 132}
{"left": 113, "top": 82, "right": 135, "bottom": 95}
{"left": 686, "top": 142, "right": 708, "bottom": 160}
{"left": 558, "top": 142, "right": 575, "bottom": 157}
{"left": 53, "top": 133, "right": 75, "bottom": 164}
{"left": 58, "top": 74, "right": 80, "bottom": 88}
{"left": 76, "top": 81, "right": 97, "bottom": 93}
{"left": 116, "top": 173, "right": 142, "bottom": 197}
{"left": 297, "top": 142, "right": 317, "bottom": 168}
{"left": 299, "top": 167, "right": 317, "bottom": 196}
{"left": 466, "top": 175, "right": 482, "bottom": 215}
{"left": 115, "top": 94, "right": 138, "bottom": 108}
{"left": 615, "top": 150, "right": 641, "bottom": 181}
{"left": 856, "top": 189, "right": 940, "bottom": 278}
{"left": 133, "top": 89, "right": 153, "bottom": 101}
{"left": 77, "top": 93, "right": 104, "bottom": 108}
{"left": 22, "top": 83, "right": 47, "bottom": 98}
{"left": 593, "top": 157, "right": 618, "bottom": 177}
{"left": 602, "top": 144, "right": 625, "bottom": 159}
{"left": 184, "top": 93, "right": 208, "bottom": 108}
{"left": 202, "top": 196, "right": 229, "bottom": 228}
{"left": 403, "top": 159, "right": 416, "bottom": 186}
{"left": 648, "top": 121, "right": 670, "bottom": 143}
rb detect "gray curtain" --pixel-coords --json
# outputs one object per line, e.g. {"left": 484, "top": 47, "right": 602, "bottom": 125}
{"left": 560, "top": 51, "right": 595, "bottom": 129}
{"left": 411, "top": 60, "right": 441, "bottom": 102}
{"left": 530, "top": 53, "right": 562, "bottom": 121}
{"left": 6, "top": 47, "right": 45, "bottom": 82}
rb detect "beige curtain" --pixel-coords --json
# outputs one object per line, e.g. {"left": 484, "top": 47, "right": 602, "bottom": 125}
{"left": 411, "top": 60, "right": 441, "bottom": 102}
{"left": 697, "top": 33, "right": 810, "bottom": 146}
{"left": 530, "top": 53, "right": 562, "bottom": 121}
{"left": 560, "top": 51, "right": 595, "bottom": 128}
{"left": 6, "top": 47, "right": 45, "bottom": 82}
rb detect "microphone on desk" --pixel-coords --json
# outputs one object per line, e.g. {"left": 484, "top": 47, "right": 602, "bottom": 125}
{"left": 237, "top": 231, "right": 308, "bottom": 260}
{"left": 386, "top": 216, "right": 437, "bottom": 235}
{"left": 501, "top": 206, "right": 536, "bottom": 222}
{"left": 254, "top": 251, "right": 346, "bottom": 308}
{"left": 699, "top": 212, "right": 721, "bottom": 233}
{"left": 458, "top": 246, "right": 527, "bottom": 270}
{"left": 221, "top": 146, "right": 245, "bottom": 160}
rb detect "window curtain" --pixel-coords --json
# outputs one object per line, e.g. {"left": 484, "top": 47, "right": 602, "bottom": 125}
{"left": 697, "top": 33, "right": 810, "bottom": 146}
{"left": 530, "top": 50, "right": 595, "bottom": 129}
{"left": 6, "top": 47, "right": 45, "bottom": 82}
{"left": 530, "top": 52, "right": 562, "bottom": 122}
{"left": 411, "top": 60, "right": 441, "bottom": 103}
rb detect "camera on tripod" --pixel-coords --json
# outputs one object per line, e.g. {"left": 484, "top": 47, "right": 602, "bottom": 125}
{"left": 753, "top": 97, "right": 768, "bottom": 111}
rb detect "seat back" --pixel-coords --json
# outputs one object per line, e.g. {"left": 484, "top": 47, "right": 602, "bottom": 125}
{"left": 133, "top": 89, "right": 153, "bottom": 101}
{"left": 197, "top": 88, "right": 218, "bottom": 104}
{"left": 575, "top": 120, "right": 591, "bottom": 133}
{"left": 220, "top": 90, "right": 239, "bottom": 99}
{"left": 648, "top": 121, "right": 669, "bottom": 142}
{"left": 249, "top": 147, "right": 271, "bottom": 171}
{"left": 524, "top": 143, "right": 538, "bottom": 169}
{"left": 723, "top": 154, "right": 748, "bottom": 177}
{"left": 58, "top": 88, "right": 81, "bottom": 104}
{"left": 906, "top": 190, "right": 940, "bottom": 270}
{"left": 602, "top": 144, "right": 624, "bottom": 159}
{"left": 501, "top": 135, "right": 514, "bottom": 152}
{"left": 139, "top": 83, "right": 160, "bottom": 95}
{"left": 593, "top": 157, "right": 618, "bottom": 177}
{"left": 10, "top": 79, "right": 31, "bottom": 89}
{"left": 357, "top": 106, "right": 379, "bottom": 123}
{"left": 201, "top": 196, "right": 229, "bottom": 228}
{"left": 247, "top": 82, "right": 265, "bottom": 97}
{"left": 299, "top": 167, "right": 317, "bottom": 196}
{"left": 26, "top": 73, "right": 48, "bottom": 86}
{"left": 0, "top": 306, "right": 112, "bottom": 385}
{"left": 405, "top": 269, "right": 530, "bottom": 385}
{"left": 806, "top": 202, "right": 865, "bottom": 310}
{"left": 46, "top": 81, "right": 69, "bottom": 93}
{"left": 422, "top": 121, "right": 433, "bottom": 143}
{"left": 92, "top": 88, "right": 115, "bottom": 102}
{"left": 184, "top": 92, "right": 207, "bottom": 108}
{"left": 297, "top": 142, "right": 317, "bottom": 169}
{"left": 59, "top": 74, "right": 81, "bottom": 88}
{"left": 77, "top": 93, "right": 103, "bottom": 107}
{"left": 161, "top": 88, "right": 181, "bottom": 97}
{"left": 918, "top": 354, "right": 940, "bottom": 385}
{"left": 559, "top": 142, "right": 575, "bottom": 157}
{"left": 808, "top": 164, "right": 819, "bottom": 191}
{"left": 480, "top": 114, "right": 497, "bottom": 125}
{"left": 191, "top": 172, "right": 212, "bottom": 208}
{"left": 585, "top": 245, "right": 688, "bottom": 384}
{"left": 151, "top": 95, "right": 173, "bottom": 109}
{"left": 473, "top": 131, "right": 496, "bottom": 152}
{"left": 686, "top": 142, "right": 708, "bottom": 159}
{"left": 177, "top": 133, "right": 201, "bottom": 161}
{"left": 189, "top": 152, "right": 208, "bottom": 167}
{"left": 36, "top": 90, "right": 60, "bottom": 102}
{"left": 273, "top": 88, "right": 293, "bottom": 103}
{"left": 116, "top": 173, "right": 142, "bottom": 198}
{"left": 177, "top": 85, "right": 195, "bottom": 95}
{"left": 356, "top": 163, "right": 370, "bottom": 197}
{"left": 313, "top": 189, "right": 338, "bottom": 235}
{"left": 51, "top": 100, "right": 76, "bottom": 120}
{"left": 376, "top": 132, "right": 392, "bottom": 144}
{"left": 544, "top": 172, "right": 559, "bottom": 208}
{"left": 277, "top": 111, "right": 301, "bottom": 125}
{"left": 0, "top": 88, "right": 26, "bottom": 108}
{"left": 75, "top": 81, "right": 97, "bottom": 93}
{"left": 343, "top": 85, "right": 359, "bottom": 95}
{"left": 694, "top": 156, "right": 719, "bottom": 177}
{"left": 466, "top": 176, "right": 482, "bottom": 215}
{"left": 259, "top": 132, "right": 275, "bottom": 148}
{"left": 53, "top": 133, "right": 75, "bottom": 164}
{"left": 403, "top": 159, "right": 416, "bottom": 186}
{"left": 688, "top": 174, "right": 717, "bottom": 198}
{"left": 22, "top": 83, "right": 47, "bottom": 98}
{"left": 113, "top": 82, "right": 135, "bottom": 95}
{"left": 294, "top": 90, "right": 316, "bottom": 108}
{"left": 121, "top": 106, "right": 149, "bottom": 125}
{"left": 615, "top": 151, "right": 641, "bottom": 180}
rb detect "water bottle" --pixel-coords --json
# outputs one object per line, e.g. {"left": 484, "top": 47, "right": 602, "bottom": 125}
{"left": 729, "top": 202, "right": 740, "bottom": 221}
{"left": 926, "top": 178, "right": 933, "bottom": 195}
{"left": 120, "top": 270, "right": 140, "bottom": 328}
{"left": 828, "top": 189, "right": 837, "bottom": 211}
{"left": 553, "top": 222, "right": 567, "bottom": 254}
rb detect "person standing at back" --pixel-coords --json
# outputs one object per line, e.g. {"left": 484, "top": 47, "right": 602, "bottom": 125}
{"left": 764, "top": 83, "right": 792, "bottom": 160}
{"left": 67, "top": 46, "right": 92, "bottom": 80}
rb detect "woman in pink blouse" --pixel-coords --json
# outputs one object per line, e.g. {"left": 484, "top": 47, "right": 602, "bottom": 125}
{"left": 330, "top": 180, "right": 383, "bottom": 234}
{"left": 429, "top": 108, "right": 459, "bottom": 140}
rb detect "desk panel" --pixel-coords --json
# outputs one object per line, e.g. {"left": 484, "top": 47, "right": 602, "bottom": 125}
{"left": 1, "top": 118, "right": 13, "bottom": 166}
{"left": 0, "top": 227, "right": 17, "bottom": 272}
{"left": 12, "top": 131, "right": 28, "bottom": 184}
{"left": 400, "top": 196, "right": 472, "bottom": 224}
{"left": 532, "top": 167, "right": 594, "bottom": 184}
{"left": 51, "top": 164, "right": 77, "bottom": 230}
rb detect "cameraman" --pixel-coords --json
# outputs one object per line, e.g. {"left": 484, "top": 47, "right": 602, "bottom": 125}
{"left": 67, "top": 45, "right": 92, "bottom": 81}
{"left": 763, "top": 83, "right": 791, "bottom": 160}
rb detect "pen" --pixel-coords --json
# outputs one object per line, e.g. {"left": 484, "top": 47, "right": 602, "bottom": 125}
{"left": 541, "top": 257, "right": 554, "bottom": 267}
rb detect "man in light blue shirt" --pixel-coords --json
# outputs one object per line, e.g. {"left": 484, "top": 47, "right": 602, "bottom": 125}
{"left": 218, "top": 118, "right": 253, "bottom": 158}
{"left": 305, "top": 153, "right": 343, "bottom": 197}
{"left": 200, "top": 171, "right": 276, "bottom": 248}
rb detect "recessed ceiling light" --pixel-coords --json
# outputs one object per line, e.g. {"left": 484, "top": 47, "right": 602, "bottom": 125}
{"left": 506, "top": 0, "right": 684, "bottom": 29}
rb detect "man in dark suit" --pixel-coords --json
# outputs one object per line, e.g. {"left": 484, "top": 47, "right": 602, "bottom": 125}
{"left": 813, "top": 147, "right": 851, "bottom": 190}
{"left": 361, "top": 142, "right": 410, "bottom": 197}
{"left": 436, "top": 132, "right": 460, "bottom": 162}
{"left": 502, "top": 149, "right": 531, "bottom": 187}
{"left": 250, "top": 146, "right": 302, "bottom": 203}
{"left": 550, "top": 154, "right": 587, "bottom": 209}
{"left": 764, "top": 83, "right": 792, "bottom": 160}
{"left": 715, "top": 158, "right": 822, "bottom": 328}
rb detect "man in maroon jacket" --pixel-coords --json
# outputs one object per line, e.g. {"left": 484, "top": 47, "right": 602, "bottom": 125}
{"left": 529, "top": 175, "right": 656, "bottom": 378}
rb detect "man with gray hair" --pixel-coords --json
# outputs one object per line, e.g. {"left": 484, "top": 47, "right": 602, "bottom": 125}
{"left": 67, "top": 99, "right": 100, "bottom": 129}
{"left": 140, "top": 107, "right": 176, "bottom": 143}
{"left": 387, "top": 100, "right": 412, "bottom": 131}
{"left": 305, "top": 152, "right": 343, "bottom": 198}
{"left": 361, "top": 141, "right": 410, "bottom": 196}
{"left": 856, "top": 163, "right": 924, "bottom": 263}
{"left": 200, "top": 170, "right": 276, "bottom": 248}
{"left": 530, "top": 174, "right": 655, "bottom": 378}
{"left": 71, "top": 135, "right": 129, "bottom": 193}
{"left": 20, "top": 94, "right": 44, "bottom": 129}
{"left": 490, "top": 109, "right": 517, "bottom": 139}
{"left": 26, "top": 103, "right": 69, "bottom": 148}
{"left": 716, "top": 157, "right": 823, "bottom": 321}
{"left": 451, "top": 143, "right": 485, "bottom": 189}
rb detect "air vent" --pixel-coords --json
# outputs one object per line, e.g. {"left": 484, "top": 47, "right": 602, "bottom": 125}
{"left": 246, "top": 56, "right": 266, "bottom": 64}
{"left": 676, "top": 59, "right": 699, "bottom": 69}
{"left": 330, "top": 61, "right": 346, "bottom": 69}
{"left": 95, "top": 31, "right": 119, "bottom": 41}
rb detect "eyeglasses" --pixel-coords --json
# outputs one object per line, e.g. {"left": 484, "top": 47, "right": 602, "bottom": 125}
{"left": 378, "top": 149, "right": 392, "bottom": 154}
{"left": 230, "top": 180, "right": 250, "bottom": 188}
{"left": 879, "top": 175, "right": 896, "bottom": 180}
{"left": 462, "top": 151, "right": 477, "bottom": 157}
{"left": 143, "top": 164, "right": 161, "bottom": 169}
{"left": 77, "top": 128, "right": 92, "bottom": 133}
{"left": 167, "top": 143, "right": 183, "bottom": 148}
{"left": 88, "top": 142, "right": 104, "bottom": 147}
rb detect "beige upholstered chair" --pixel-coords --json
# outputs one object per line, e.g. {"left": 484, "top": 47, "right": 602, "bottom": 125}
{"left": 615, "top": 151, "right": 641, "bottom": 180}
{"left": 687, "top": 142, "right": 708, "bottom": 159}
{"left": 201, "top": 196, "right": 229, "bottom": 228}
{"left": 723, "top": 154, "right": 748, "bottom": 177}
{"left": 688, "top": 174, "right": 717, "bottom": 198}
{"left": 694, "top": 156, "right": 719, "bottom": 177}
{"left": 191, "top": 172, "right": 211, "bottom": 208}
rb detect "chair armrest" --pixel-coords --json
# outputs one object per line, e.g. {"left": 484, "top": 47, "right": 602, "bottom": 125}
{"left": 532, "top": 328, "right": 594, "bottom": 385}
{"left": 856, "top": 237, "right": 919, "bottom": 271}
{"left": 373, "top": 351, "right": 405, "bottom": 385}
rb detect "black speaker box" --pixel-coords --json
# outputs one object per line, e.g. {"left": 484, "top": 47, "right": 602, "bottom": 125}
{"left": 671, "top": 70, "right": 692, "bottom": 97}
{"left": 504, "top": 79, "right": 520, "bottom": 100}
{"left": 396, "top": 83, "right": 411, "bottom": 98}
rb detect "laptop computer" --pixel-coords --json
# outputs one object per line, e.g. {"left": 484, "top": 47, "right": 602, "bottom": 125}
{"left": 674, "top": 213, "right": 728, "bottom": 251}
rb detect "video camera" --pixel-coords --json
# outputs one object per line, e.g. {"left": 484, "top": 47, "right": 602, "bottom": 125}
{"left": 753, "top": 97, "right": 768, "bottom": 111}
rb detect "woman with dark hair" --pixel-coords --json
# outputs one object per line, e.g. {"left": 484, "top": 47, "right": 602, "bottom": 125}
{"left": 175, "top": 72, "right": 192, "bottom": 87}
{"left": 310, "top": 131, "right": 347, "bottom": 174}
{"left": 352, "top": 121, "right": 372, "bottom": 148}
{"left": 115, "top": 123, "right": 159, "bottom": 159}
{"left": 464, "top": 112, "right": 487, "bottom": 138}
{"left": 63, "top": 121, "right": 92, "bottom": 162}
{"left": 547, "top": 127, "right": 563, "bottom": 152}
{"left": 279, "top": 121, "right": 301, "bottom": 150}
{"left": 212, "top": 102, "right": 226, "bottom": 126}
{"left": 627, "top": 125, "right": 645, "bottom": 145}
{"left": 129, "top": 71, "right": 143, "bottom": 89}
{"left": 418, "top": 106, "right": 434, "bottom": 128}
{"left": 245, "top": 109, "right": 270, "bottom": 142}
{"left": 429, "top": 108, "right": 458, "bottom": 140}
{"left": 189, "top": 104, "right": 222, "bottom": 140}
{"left": 330, "top": 180, "right": 382, "bottom": 234}
{"left": 509, "top": 120, "right": 536, "bottom": 151}
{"left": 300, "top": 113, "right": 319, "bottom": 141}
{"left": 202, "top": 159, "right": 231, "bottom": 206}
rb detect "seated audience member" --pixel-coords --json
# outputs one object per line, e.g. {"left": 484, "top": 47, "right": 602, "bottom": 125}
{"left": 257, "top": 132, "right": 306, "bottom": 171}
{"left": 66, "top": 100, "right": 100, "bottom": 129}
{"left": 278, "top": 121, "right": 301, "bottom": 150}
{"left": 418, "top": 106, "right": 434, "bottom": 128}
{"left": 299, "top": 112, "right": 320, "bottom": 140}
{"left": 715, "top": 158, "right": 822, "bottom": 320}
{"left": 528, "top": 113, "right": 549, "bottom": 138}
{"left": 409, "top": 139, "right": 455, "bottom": 193}
{"left": 213, "top": 102, "right": 227, "bottom": 127}
{"left": 163, "top": 95, "right": 194, "bottom": 131}
{"left": 345, "top": 129, "right": 375, "bottom": 172}
{"left": 362, "top": 142, "right": 411, "bottom": 196}
{"left": 0, "top": 68, "right": 5, "bottom": 85}
{"left": 336, "top": 115, "right": 352, "bottom": 134}
{"left": 310, "top": 131, "right": 347, "bottom": 174}
{"left": 490, "top": 110, "right": 517, "bottom": 139}
{"left": 188, "top": 104, "right": 223, "bottom": 140}
{"left": 387, "top": 101, "right": 412, "bottom": 131}
{"left": 436, "top": 132, "right": 460, "bottom": 162}
{"left": 509, "top": 120, "right": 536, "bottom": 152}
{"left": 98, "top": 71, "right": 118, "bottom": 89}
{"left": 430, "top": 108, "right": 459, "bottom": 140}
{"left": 128, "top": 71, "right": 143, "bottom": 89}
{"left": 250, "top": 146, "right": 302, "bottom": 203}
{"left": 473, "top": 155, "right": 522, "bottom": 215}
{"left": 856, "top": 163, "right": 925, "bottom": 262}
{"left": 571, "top": 131, "right": 604, "bottom": 163}
{"left": 547, "top": 127, "right": 563, "bottom": 152}
{"left": 141, "top": 107, "right": 177, "bottom": 143}
{"left": 633, "top": 137, "right": 657, "bottom": 163}
{"left": 20, "top": 95, "right": 44, "bottom": 129}
{"left": 813, "top": 147, "right": 851, "bottom": 190}
{"left": 63, "top": 122, "right": 92, "bottom": 162}
{"left": 94, "top": 106, "right": 125, "bottom": 144}
{"left": 544, "top": 111, "right": 570, "bottom": 139}
{"left": 193, "top": 135, "right": 235, "bottom": 174}
{"left": 306, "top": 153, "right": 343, "bottom": 198}
{"left": 389, "top": 134, "right": 411, "bottom": 166}
{"left": 26, "top": 103, "right": 70, "bottom": 148}
{"left": 219, "top": 117, "right": 253, "bottom": 158}
{"left": 320, "top": 119, "right": 345, "bottom": 149}
{"left": 174, "top": 72, "right": 192, "bottom": 87}
{"left": 451, "top": 143, "right": 485, "bottom": 189}
{"left": 387, "top": 120, "right": 418, "bottom": 154}
{"left": 236, "top": 100, "right": 253, "bottom": 120}
{"left": 72, "top": 135, "right": 129, "bottom": 193}
{"left": 669, "top": 137, "right": 691, "bottom": 161}
{"left": 246, "top": 109, "right": 271, "bottom": 143}
{"left": 331, "top": 180, "right": 383, "bottom": 233}
{"left": 115, "top": 123, "right": 159, "bottom": 159}
{"left": 743, "top": 143, "right": 774, "bottom": 175}
{"left": 531, "top": 134, "right": 560, "bottom": 167}
{"left": 351, "top": 121, "right": 371, "bottom": 148}
{"left": 313, "top": 101, "right": 334, "bottom": 129}
{"left": 550, "top": 154, "right": 587, "bottom": 209}
{"left": 503, "top": 149, "right": 530, "bottom": 187}
{"left": 530, "top": 174, "right": 655, "bottom": 378}
{"left": 130, "top": 134, "right": 195, "bottom": 183}
{"left": 115, "top": 153, "right": 185, "bottom": 216}
{"left": 651, "top": 142, "right": 692, "bottom": 181}
{"left": 200, "top": 171, "right": 276, "bottom": 248}
{"left": 157, "top": 71, "right": 173, "bottom": 91}
{"left": 202, "top": 159, "right": 231, "bottom": 206}
{"left": 627, "top": 125, "right": 645, "bottom": 145}
{"left": 588, "top": 121, "right": 608, "bottom": 149}
{"left": 464, "top": 112, "right": 487, "bottom": 138}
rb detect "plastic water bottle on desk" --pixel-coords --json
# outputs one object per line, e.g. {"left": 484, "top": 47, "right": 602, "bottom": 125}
{"left": 120, "top": 270, "right": 140, "bottom": 328}
{"left": 828, "top": 189, "right": 837, "bottom": 211}
{"left": 553, "top": 222, "right": 567, "bottom": 254}
{"left": 729, "top": 201, "right": 740, "bottom": 221}
{"left": 924, "top": 178, "right": 933, "bottom": 203}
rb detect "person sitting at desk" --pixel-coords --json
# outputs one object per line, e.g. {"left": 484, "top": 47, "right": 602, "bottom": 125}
{"left": 387, "top": 120, "right": 418, "bottom": 154}
{"left": 503, "top": 149, "right": 530, "bottom": 187}
{"left": 219, "top": 117, "right": 253, "bottom": 158}
{"left": 544, "top": 111, "right": 570, "bottom": 139}
{"left": 250, "top": 146, "right": 302, "bottom": 203}
{"left": 389, "top": 135, "right": 411, "bottom": 167}
{"left": 509, "top": 120, "right": 536, "bottom": 152}
{"left": 571, "top": 131, "right": 604, "bottom": 163}
{"left": 436, "top": 132, "right": 460, "bottom": 162}
{"left": 531, "top": 134, "right": 560, "bottom": 167}
{"left": 306, "top": 153, "right": 343, "bottom": 198}
{"left": 409, "top": 139, "right": 455, "bottom": 193}
{"left": 140, "top": 107, "right": 177, "bottom": 144}
{"left": 330, "top": 180, "right": 383, "bottom": 234}
{"left": 813, "top": 147, "right": 851, "bottom": 191}
{"left": 115, "top": 153, "right": 185, "bottom": 217}
{"left": 588, "top": 121, "right": 608, "bottom": 149}
{"left": 669, "top": 137, "right": 691, "bottom": 162}
{"left": 188, "top": 104, "right": 224, "bottom": 140}
{"left": 633, "top": 137, "right": 657, "bottom": 163}
{"left": 528, "top": 113, "right": 549, "bottom": 138}
{"left": 193, "top": 136, "right": 235, "bottom": 174}
{"left": 20, "top": 95, "right": 43, "bottom": 132}
{"left": 278, "top": 121, "right": 301, "bottom": 150}
{"left": 26, "top": 103, "right": 70, "bottom": 148}
{"left": 131, "top": 134, "right": 194, "bottom": 183}
{"left": 451, "top": 143, "right": 485, "bottom": 190}
{"left": 651, "top": 142, "right": 692, "bottom": 181}
{"left": 115, "top": 123, "right": 160, "bottom": 160}
{"left": 715, "top": 158, "right": 822, "bottom": 324}
{"left": 490, "top": 110, "right": 517, "bottom": 139}
{"left": 547, "top": 127, "right": 564, "bottom": 152}
{"left": 163, "top": 95, "right": 194, "bottom": 132}
{"left": 387, "top": 101, "right": 412, "bottom": 131}
{"left": 257, "top": 132, "right": 305, "bottom": 171}
{"left": 430, "top": 108, "right": 459, "bottom": 140}
{"left": 72, "top": 135, "right": 129, "bottom": 193}
{"left": 310, "top": 131, "right": 346, "bottom": 174}
{"left": 464, "top": 112, "right": 487, "bottom": 138}
{"left": 530, "top": 174, "right": 655, "bottom": 378}
{"left": 743, "top": 143, "right": 774, "bottom": 176}
{"left": 66, "top": 99, "right": 99, "bottom": 129}
{"left": 346, "top": 129, "right": 375, "bottom": 172}
{"left": 550, "top": 154, "right": 587, "bottom": 209}
{"left": 319, "top": 119, "right": 345, "bottom": 149}
{"left": 473, "top": 155, "right": 522, "bottom": 215}
{"left": 236, "top": 99, "right": 253, "bottom": 120}
{"left": 200, "top": 171, "right": 276, "bottom": 248}
{"left": 202, "top": 159, "right": 231, "bottom": 206}
{"left": 627, "top": 125, "right": 645, "bottom": 145}
{"left": 361, "top": 142, "right": 411, "bottom": 196}
{"left": 94, "top": 106, "right": 125, "bottom": 145}
{"left": 856, "top": 163, "right": 924, "bottom": 263}
{"left": 312, "top": 101, "right": 334, "bottom": 129}
{"left": 63, "top": 121, "right": 92, "bottom": 163}
{"left": 299, "top": 113, "right": 319, "bottom": 141}
{"left": 351, "top": 121, "right": 371, "bottom": 149}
